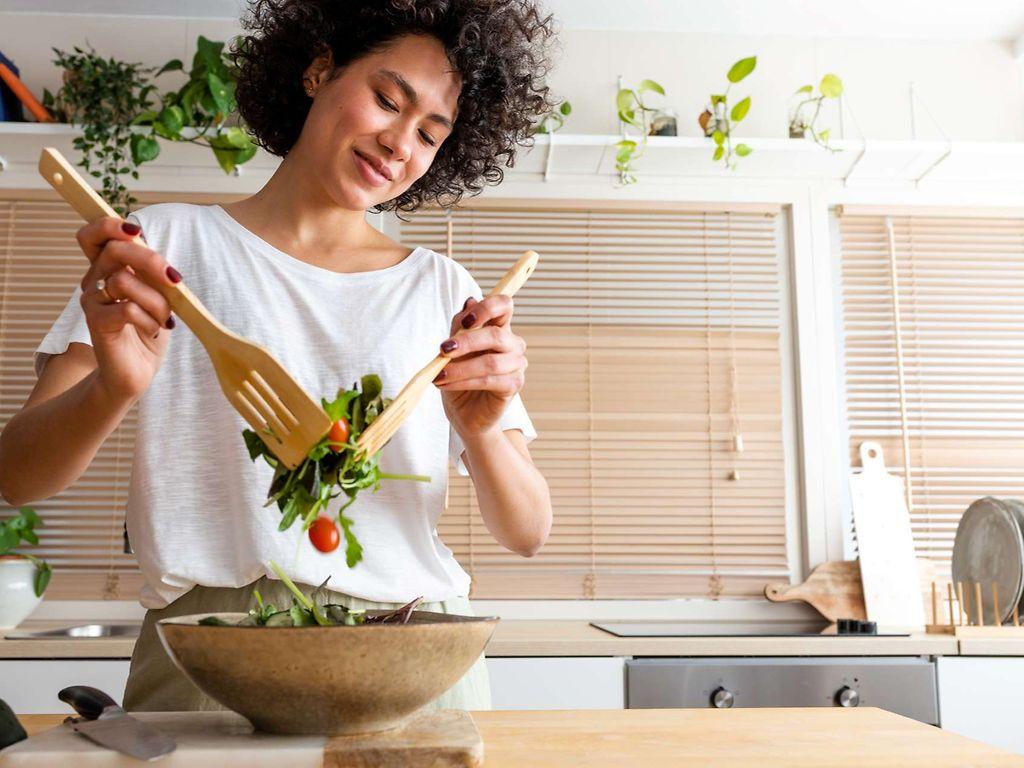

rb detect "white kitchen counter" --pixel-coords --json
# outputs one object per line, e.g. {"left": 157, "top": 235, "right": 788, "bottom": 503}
{"left": 0, "top": 619, "right": 959, "bottom": 659}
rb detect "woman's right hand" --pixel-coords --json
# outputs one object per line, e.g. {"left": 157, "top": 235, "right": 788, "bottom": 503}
{"left": 76, "top": 217, "right": 180, "bottom": 403}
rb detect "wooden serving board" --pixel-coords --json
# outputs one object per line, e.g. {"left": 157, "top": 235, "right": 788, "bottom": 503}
{"left": 765, "top": 559, "right": 940, "bottom": 623}
{"left": 0, "top": 709, "right": 482, "bottom": 767}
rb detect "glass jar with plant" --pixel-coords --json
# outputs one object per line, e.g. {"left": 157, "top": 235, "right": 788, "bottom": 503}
{"left": 614, "top": 78, "right": 665, "bottom": 184}
{"left": 132, "top": 36, "right": 257, "bottom": 175}
{"left": 789, "top": 73, "right": 843, "bottom": 151}
{"left": 42, "top": 46, "right": 156, "bottom": 215}
{"left": 697, "top": 56, "right": 756, "bottom": 169}
{"left": 532, "top": 99, "right": 572, "bottom": 135}
{"left": 0, "top": 508, "right": 51, "bottom": 629}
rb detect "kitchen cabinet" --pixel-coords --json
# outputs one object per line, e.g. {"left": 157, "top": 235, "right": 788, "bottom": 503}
{"left": 937, "top": 657, "right": 1024, "bottom": 755}
{"left": 0, "top": 661, "right": 129, "bottom": 714}
{"left": 486, "top": 657, "right": 626, "bottom": 710}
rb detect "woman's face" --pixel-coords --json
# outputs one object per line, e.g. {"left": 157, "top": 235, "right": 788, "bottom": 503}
{"left": 294, "top": 33, "right": 462, "bottom": 211}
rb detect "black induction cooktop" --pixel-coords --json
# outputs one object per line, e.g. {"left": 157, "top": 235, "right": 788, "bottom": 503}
{"left": 589, "top": 620, "right": 910, "bottom": 638}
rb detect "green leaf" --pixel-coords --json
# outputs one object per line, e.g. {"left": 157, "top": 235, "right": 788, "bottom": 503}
{"left": 710, "top": 94, "right": 726, "bottom": 106}
{"left": 242, "top": 429, "right": 267, "bottom": 461}
{"left": 130, "top": 110, "right": 158, "bottom": 126}
{"left": 30, "top": 559, "right": 51, "bottom": 597}
{"left": 735, "top": 143, "right": 753, "bottom": 157}
{"left": 155, "top": 58, "right": 183, "bottom": 77}
{"left": 712, "top": 130, "right": 725, "bottom": 146}
{"left": 727, "top": 56, "right": 757, "bottom": 83}
{"left": 220, "top": 126, "right": 251, "bottom": 149}
{"left": 206, "top": 71, "right": 231, "bottom": 116}
{"left": 616, "top": 88, "right": 635, "bottom": 114}
{"left": 795, "top": 84, "right": 814, "bottom": 95}
{"left": 360, "top": 374, "right": 383, "bottom": 405}
{"left": 159, "top": 105, "right": 185, "bottom": 136}
{"left": 559, "top": 101, "right": 572, "bottom": 116}
{"left": 339, "top": 515, "right": 363, "bottom": 568}
{"left": 129, "top": 134, "right": 160, "bottom": 165}
{"left": 638, "top": 79, "right": 665, "bottom": 96}
{"left": 819, "top": 128, "right": 831, "bottom": 141}
{"left": 713, "top": 146, "right": 725, "bottom": 162}
{"left": 195, "top": 36, "right": 225, "bottom": 75}
{"left": 730, "top": 96, "right": 751, "bottom": 123}
{"left": 0, "top": 526, "right": 18, "bottom": 553}
{"left": 820, "top": 73, "right": 843, "bottom": 99}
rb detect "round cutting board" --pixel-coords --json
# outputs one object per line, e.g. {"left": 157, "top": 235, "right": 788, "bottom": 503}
{"left": 951, "top": 497, "right": 1024, "bottom": 625}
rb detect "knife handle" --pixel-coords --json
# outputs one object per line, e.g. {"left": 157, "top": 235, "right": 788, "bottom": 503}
{"left": 59, "top": 686, "right": 117, "bottom": 720}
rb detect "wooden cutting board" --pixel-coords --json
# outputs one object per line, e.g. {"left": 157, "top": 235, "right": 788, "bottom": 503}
{"left": 765, "top": 559, "right": 941, "bottom": 623}
{"left": 0, "top": 709, "right": 482, "bottom": 767}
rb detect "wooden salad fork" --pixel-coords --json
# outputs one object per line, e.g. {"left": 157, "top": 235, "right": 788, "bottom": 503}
{"left": 39, "top": 147, "right": 331, "bottom": 469}
{"left": 355, "top": 250, "right": 539, "bottom": 459}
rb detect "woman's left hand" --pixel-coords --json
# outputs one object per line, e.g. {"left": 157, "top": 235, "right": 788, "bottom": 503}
{"left": 434, "top": 295, "right": 528, "bottom": 438}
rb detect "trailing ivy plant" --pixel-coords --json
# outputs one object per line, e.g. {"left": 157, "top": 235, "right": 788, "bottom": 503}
{"left": 789, "top": 73, "right": 843, "bottom": 152}
{"left": 532, "top": 99, "right": 572, "bottom": 135}
{"left": 132, "top": 36, "right": 257, "bottom": 175}
{"left": 43, "top": 47, "right": 157, "bottom": 215}
{"left": 0, "top": 508, "right": 51, "bottom": 597}
{"left": 614, "top": 79, "right": 665, "bottom": 185}
{"left": 697, "top": 56, "right": 756, "bottom": 170}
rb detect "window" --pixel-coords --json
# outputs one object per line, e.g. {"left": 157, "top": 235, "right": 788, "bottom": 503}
{"left": 402, "top": 202, "right": 792, "bottom": 598}
{"left": 838, "top": 208, "right": 1024, "bottom": 572}
{"left": 0, "top": 198, "right": 141, "bottom": 599}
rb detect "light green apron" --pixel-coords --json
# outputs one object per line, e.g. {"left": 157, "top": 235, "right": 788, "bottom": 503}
{"left": 122, "top": 576, "right": 492, "bottom": 712}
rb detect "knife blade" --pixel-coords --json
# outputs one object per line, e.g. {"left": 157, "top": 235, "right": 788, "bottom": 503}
{"left": 59, "top": 685, "right": 176, "bottom": 761}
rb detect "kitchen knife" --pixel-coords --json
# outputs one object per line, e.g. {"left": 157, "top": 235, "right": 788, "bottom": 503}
{"left": 58, "top": 685, "right": 176, "bottom": 761}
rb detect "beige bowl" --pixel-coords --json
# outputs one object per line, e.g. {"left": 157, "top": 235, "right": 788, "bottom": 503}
{"left": 156, "top": 610, "right": 498, "bottom": 735}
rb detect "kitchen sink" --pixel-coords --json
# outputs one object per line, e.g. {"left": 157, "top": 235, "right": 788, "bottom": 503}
{"left": 4, "top": 623, "right": 141, "bottom": 639}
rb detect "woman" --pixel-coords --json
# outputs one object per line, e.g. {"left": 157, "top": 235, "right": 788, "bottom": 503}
{"left": 0, "top": 0, "right": 555, "bottom": 711}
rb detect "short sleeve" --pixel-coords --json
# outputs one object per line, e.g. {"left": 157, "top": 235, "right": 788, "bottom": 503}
{"left": 448, "top": 393, "right": 538, "bottom": 476}
{"left": 32, "top": 212, "right": 147, "bottom": 376}
{"left": 34, "top": 285, "right": 92, "bottom": 376}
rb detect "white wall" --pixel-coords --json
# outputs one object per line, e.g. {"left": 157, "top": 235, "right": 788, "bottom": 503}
{"left": 1, "top": 12, "right": 1022, "bottom": 142}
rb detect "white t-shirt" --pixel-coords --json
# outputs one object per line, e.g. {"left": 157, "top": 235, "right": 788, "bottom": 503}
{"left": 35, "top": 203, "right": 536, "bottom": 609}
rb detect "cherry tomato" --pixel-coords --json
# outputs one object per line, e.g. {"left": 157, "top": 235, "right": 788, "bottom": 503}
{"left": 309, "top": 517, "right": 340, "bottom": 553}
{"left": 327, "top": 417, "right": 350, "bottom": 452}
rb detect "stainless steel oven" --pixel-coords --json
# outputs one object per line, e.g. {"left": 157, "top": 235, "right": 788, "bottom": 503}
{"left": 627, "top": 657, "right": 939, "bottom": 725}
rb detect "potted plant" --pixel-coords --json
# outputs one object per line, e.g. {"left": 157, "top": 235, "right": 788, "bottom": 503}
{"left": 614, "top": 78, "right": 665, "bottom": 184}
{"left": 697, "top": 56, "right": 756, "bottom": 169}
{"left": 42, "top": 36, "right": 257, "bottom": 214}
{"left": 789, "top": 73, "right": 843, "bottom": 151}
{"left": 42, "top": 46, "right": 156, "bottom": 214}
{"left": 0, "top": 508, "right": 51, "bottom": 629}
{"left": 132, "top": 36, "right": 257, "bottom": 175}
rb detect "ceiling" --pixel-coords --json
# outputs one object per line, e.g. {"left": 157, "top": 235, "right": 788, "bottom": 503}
{"left": 2, "top": 0, "right": 1023, "bottom": 41}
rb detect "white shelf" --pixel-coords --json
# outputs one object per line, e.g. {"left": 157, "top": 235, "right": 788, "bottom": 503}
{"left": 2, "top": 123, "right": 1023, "bottom": 192}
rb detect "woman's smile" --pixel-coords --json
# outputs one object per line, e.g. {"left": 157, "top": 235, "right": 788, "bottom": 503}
{"left": 352, "top": 149, "right": 392, "bottom": 188}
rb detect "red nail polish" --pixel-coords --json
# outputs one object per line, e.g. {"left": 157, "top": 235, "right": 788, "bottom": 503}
{"left": 121, "top": 221, "right": 141, "bottom": 236}
{"left": 462, "top": 297, "right": 472, "bottom": 310}
{"left": 434, "top": 369, "right": 447, "bottom": 381}
{"left": 461, "top": 313, "right": 476, "bottom": 329}
{"left": 166, "top": 315, "right": 176, "bottom": 330}
{"left": 166, "top": 266, "right": 182, "bottom": 283}
{"left": 441, "top": 339, "right": 458, "bottom": 353}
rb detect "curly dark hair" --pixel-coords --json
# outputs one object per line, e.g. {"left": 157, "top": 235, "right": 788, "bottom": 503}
{"left": 233, "top": 0, "right": 556, "bottom": 212}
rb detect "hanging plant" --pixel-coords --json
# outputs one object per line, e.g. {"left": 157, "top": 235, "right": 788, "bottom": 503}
{"left": 614, "top": 78, "right": 665, "bottom": 185}
{"left": 42, "top": 47, "right": 157, "bottom": 215}
{"left": 789, "top": 73, "right": 843, "bottom": 152}
{"left": 697, "top": 56, "right": 756, "bottom": 170}
{"left": 532, "top": 99, "right": 572, "bottom": 135}
{"left": 132, "top": 36, "right": 257, "bottom": 175}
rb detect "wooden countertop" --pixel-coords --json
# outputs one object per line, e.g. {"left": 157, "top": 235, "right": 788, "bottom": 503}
{"left": 13, "top": 708, "right": 1024, "bottom": 766}
{"left": 0, "top": 620, "right": 961, "bottom": 659}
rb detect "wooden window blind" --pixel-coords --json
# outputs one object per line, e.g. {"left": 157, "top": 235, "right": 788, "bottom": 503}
{"left": 838, "top": 209, "right": 1024, "bottom": 572}
{"left": 0, "top": 198, "right": 142, "bottom": 599}
{"left": 402, "top": 204, "right": 790, "bottom": 599}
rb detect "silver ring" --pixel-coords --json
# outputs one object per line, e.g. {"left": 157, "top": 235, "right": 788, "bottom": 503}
{"left": 95, "top": 277, "right": 116, "bottom": 304}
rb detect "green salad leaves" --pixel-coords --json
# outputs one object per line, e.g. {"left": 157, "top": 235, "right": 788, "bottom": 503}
{"left": 197, "top": 561, "right": 423, "bottom": 627}
{"left": 242, "top": 375, "right": 429, "bottom": 567}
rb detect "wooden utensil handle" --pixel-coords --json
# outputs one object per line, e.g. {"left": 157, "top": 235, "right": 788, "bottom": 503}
{"left": 38, "top": 147, "right": 227, "bottom": 344}
{"left": 489, "top": 250, "right": 539, "bottom": 298}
